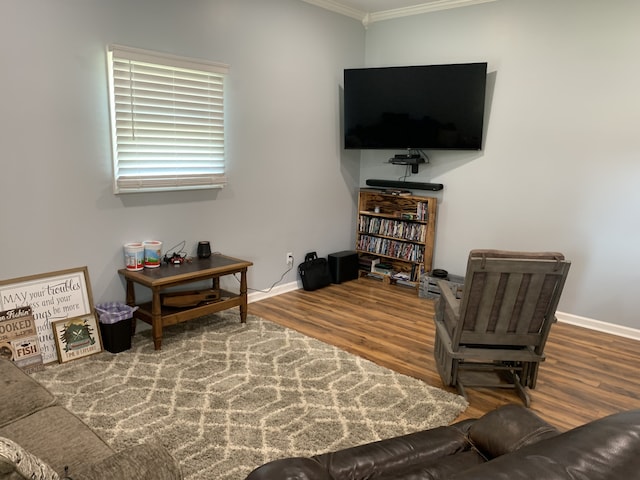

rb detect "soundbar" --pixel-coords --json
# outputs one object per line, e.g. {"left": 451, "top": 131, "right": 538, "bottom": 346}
{"left": 366, "top": 179, "right": 444, "bottom": 191}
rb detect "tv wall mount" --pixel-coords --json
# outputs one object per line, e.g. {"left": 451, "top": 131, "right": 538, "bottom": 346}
{"left": 388, "top": 151, "right": 426, "bottom": 173}
{"left": 371, "top": 150, "right": 443, "bottom": 191}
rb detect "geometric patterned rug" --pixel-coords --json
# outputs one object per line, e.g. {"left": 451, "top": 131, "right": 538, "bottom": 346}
{"left": 31, "top": 311, "right": 468, "bottom": 480}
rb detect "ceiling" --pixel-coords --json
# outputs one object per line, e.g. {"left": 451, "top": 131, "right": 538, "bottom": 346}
{"left": 301, "top": 0, "right": 497, "bottom": 26}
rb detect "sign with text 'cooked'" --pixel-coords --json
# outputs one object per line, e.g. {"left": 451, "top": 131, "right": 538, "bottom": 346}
{"left": 0, "top": 306, "right": 44, "bottom": 372}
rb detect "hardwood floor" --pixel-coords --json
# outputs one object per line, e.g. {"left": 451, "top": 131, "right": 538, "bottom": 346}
{"left": 249, "top": 277, "right": 640, "bottom": 431}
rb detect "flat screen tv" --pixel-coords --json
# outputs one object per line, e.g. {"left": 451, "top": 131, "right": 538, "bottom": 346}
{"left": 344, "top": 62, "right": 487, "bottom": 150}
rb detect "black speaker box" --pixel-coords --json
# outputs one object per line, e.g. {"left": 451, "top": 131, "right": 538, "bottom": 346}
{"left": 328, "top": 250, "right": 359, "bottom": 284}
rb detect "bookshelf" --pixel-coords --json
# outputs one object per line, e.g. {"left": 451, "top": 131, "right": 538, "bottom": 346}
{"left": 356, "top": 189, "right": 437, "bottom": 288}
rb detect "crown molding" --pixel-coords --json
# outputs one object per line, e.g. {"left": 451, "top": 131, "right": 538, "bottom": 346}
{"left": 369, "top": 0, "right": 497, "bottom": 24}
{"left": 300, "top": 0, "right": 366, "bottom": 21}
{"left": 301, "top": 0, "right": 497, "bottom": 26}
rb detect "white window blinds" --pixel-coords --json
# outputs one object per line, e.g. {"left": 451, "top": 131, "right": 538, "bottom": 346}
{"left": 107, "top": 45, "right": 229, "bottom": 193}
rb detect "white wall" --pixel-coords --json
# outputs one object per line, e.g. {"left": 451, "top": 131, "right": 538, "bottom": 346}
{"left": 359, "top": 0, "right": 640, "bottom": 329}
{"left": 3, "top": 0, "right": 638, "bottom": 332}
{"left": 0, "top": 0, "right": 363, "bottom": 303}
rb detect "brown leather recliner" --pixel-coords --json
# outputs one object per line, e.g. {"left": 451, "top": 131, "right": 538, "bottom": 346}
{"left": 244, "top": 405, "right": 640, "bottom": 479}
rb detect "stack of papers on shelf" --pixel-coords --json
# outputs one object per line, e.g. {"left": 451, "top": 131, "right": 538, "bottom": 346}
{"left": 392, "top": 272, "right": 411, "bottom": 281}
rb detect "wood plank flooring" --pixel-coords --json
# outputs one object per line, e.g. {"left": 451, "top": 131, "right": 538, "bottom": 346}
{"left": 249, "top": 277, "right": 640, "bottom": 431}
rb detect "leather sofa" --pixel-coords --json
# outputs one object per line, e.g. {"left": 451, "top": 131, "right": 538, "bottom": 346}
{"left": 245, "top": 404, "right": 640, "bottom": 479}
{"left": 0, "top": 358, "right": 182, "bottom": 480}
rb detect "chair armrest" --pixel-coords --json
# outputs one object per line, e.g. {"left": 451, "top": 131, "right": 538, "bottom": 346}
{"left": 70, "top": 443, "right": 182, "bottom": 480}
{"left": 437, "top": 280, "right": 461, "bottom": 310}
{"left": 436, "top": 279, "right": 461, "bottom": 323}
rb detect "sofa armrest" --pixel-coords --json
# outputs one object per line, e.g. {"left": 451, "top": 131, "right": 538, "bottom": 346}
{"left": 312, "top": 425, "right": 472, "bottom": 480}
{"left": 468, "top": 404, "right": 560, "bottom": 459}
{"left": 244, "top": 423, "right": 475, "bottom": 480}
{"left": 70, "top": 443, "right": 182, "bottom": 480}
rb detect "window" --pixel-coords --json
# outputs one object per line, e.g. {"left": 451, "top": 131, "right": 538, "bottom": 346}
{"left": 107, "top": 45, "right": 229, "bottom": 193}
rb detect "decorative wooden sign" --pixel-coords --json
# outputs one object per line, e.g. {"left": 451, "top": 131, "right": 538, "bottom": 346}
{"left": 52, "top": 313, "right": 103, "bottom": 363}
{"left": 0, "top": 267, "right": 94, "bottom": 364}
{"left": 0, "top": 306, "right": 44, "bottom": 372}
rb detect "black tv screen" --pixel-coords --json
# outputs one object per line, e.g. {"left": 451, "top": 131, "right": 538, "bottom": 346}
{"left": 344, "top": 62, "right": 487, "bottom": 150}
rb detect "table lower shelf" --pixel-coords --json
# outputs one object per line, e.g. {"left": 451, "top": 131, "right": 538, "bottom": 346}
{"left": 133, "top": 289, "right": 244, "bottom": 328}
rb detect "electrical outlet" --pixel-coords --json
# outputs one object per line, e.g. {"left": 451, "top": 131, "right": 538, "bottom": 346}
{"left": 286, "top": 252, "right": 294, "bottom": 267}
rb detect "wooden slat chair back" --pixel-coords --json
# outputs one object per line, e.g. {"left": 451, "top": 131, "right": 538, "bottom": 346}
{"left": 434, "top": 249, "right": 571, "bottom": 406}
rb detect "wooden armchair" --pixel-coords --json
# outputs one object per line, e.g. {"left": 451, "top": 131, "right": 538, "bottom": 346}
{"left": 433, "top": 249, "right": 571, "bottom": 406}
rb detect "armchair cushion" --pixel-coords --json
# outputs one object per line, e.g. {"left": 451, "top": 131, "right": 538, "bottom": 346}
{"left": 244, "top": 457, "right": 332, "bottom": 480}
{"left": 0, "top": 360, "right": 56, "bottom": 428}
{"left": 70, "top": 443, "right": 183, "bottom": 480}
{"left": 0, "top": 406, "right": 112, "bottom": 475}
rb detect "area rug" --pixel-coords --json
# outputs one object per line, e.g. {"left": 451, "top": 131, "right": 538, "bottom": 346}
{"left": 32, "top": 311, "right": 468, "bottom": 480}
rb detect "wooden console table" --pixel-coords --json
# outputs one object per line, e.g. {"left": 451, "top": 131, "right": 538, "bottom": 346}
{"left": 118, "top": 254, "right": 253, "bottom": 350}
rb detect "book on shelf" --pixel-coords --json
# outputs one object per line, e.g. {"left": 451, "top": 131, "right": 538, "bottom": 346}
{"left": 358, "top": 254, "right": 379, "bottom": 271}
{"left": 370, "top": 258, "right": 380, "bottom": 272}
{"left": 374, "top": 262, "right": 393, "bottom": 275}
{"left": 359, "top": 216, "right": 426, "bottom": 241}
{"left": 416, "top": 201, "right": 429, "bottom": 221}
{"left": 357, "top": 235, "right": 425, "bottom": 263}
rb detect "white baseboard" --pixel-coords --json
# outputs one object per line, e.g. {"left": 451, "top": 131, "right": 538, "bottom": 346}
{"left": 556, "top": 311, "right": 640, "bottom": 341}
{"left": 248, "top": 284, "right": 640, "bottom": 342}
{"left": 247, "top": 280, "right": 301, "bottom": 304}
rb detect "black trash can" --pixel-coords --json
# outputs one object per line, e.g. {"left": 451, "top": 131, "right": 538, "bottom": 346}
{"left": 95, "top": 303, "right": 138, "bottom": 353}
